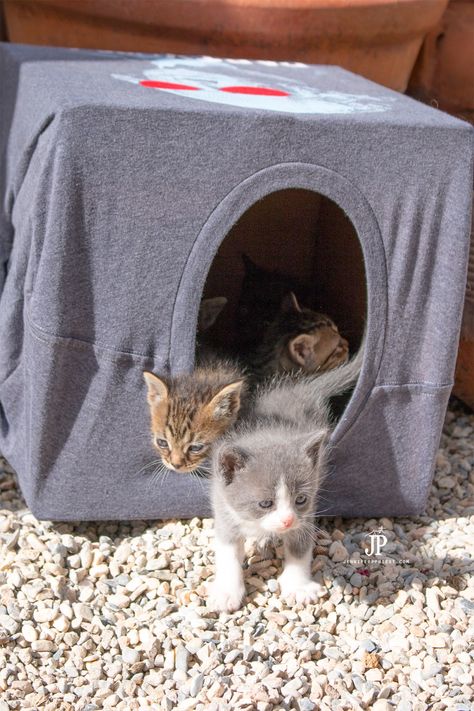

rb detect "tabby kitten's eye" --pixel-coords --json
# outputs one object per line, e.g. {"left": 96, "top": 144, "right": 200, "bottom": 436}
{"left": 155, "top": 438, "right": 169, "bottom": 449}
{"left": 259, "top": 500, "right": 273, "bottom": 509}
{"left": 295, "top": 494, "right": 307, "bottom": 506}
{"left": 188, "top": 444, "right": 204, "bottom": 453}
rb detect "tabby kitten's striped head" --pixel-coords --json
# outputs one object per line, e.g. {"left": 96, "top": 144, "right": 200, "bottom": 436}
{"left": 255, "top": 292, "right": 349, "bottom": 377}
{"left": 144, "top": 368, "right": 245, "bottom": 473}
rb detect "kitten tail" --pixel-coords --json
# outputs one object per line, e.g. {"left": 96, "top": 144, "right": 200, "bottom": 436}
{"left": 305, "top": 325, "right": 366, "bottom": 406}
{"left": 255, "top": 327, "right": 366, "bottom": 424}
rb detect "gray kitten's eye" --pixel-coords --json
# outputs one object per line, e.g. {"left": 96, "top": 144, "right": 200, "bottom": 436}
{"left": 155, "top": 438, "right": 169, "bottom": 449}
{"left": 188, "top": 444, "right": 204, "bottom": 453}
{"left": 295, "top": 494, "right": 307, "bottom": 506}
{"left": 259, "top": 500, "right": 273, "bottom": 509}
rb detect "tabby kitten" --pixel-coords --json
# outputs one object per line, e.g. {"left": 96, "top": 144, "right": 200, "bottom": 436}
{"left": 251, "top": 292, "right": 349, "bottom": 378}
{"left": 208, "top": 343, "right": 364, "bottom": 612}
{"left": 144, "top": 362, "right": 245, "bottom": 474}
{"left": 143, "top": 297, "right": 245, "bottom": 474}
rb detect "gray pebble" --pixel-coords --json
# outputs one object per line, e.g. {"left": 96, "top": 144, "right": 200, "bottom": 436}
{"left": 175, "top": 644, "right": 189, "bottom": 673}
{"left": 358, "top": 639, "right": 377, "bottom": 653}
{"left": 267, "top": 579, "right": 279, "bottom": 593}
{"left": 0, "top": 615, "right": 19, "bottom": 635}
{"left": 189, "top": 673, "right": 204, "bottom": 697}
{"left": 297, "top": 700, "right": 316, "bottom": 711}
{"left": 350, "top": 573, "right": 363, "bottom": 588}
{"left": 224, "top": 649, "right": 242, "bottom": 664}
{"left": 459, "top": 598, "right": 474, "bottom": 614}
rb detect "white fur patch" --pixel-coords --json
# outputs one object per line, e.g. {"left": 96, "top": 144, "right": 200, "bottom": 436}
{"left": 207, "top": 537, "right": 245, "bottom": 613}
{"left": 260, "top": 481, "right": 296, "bottom": 534}
{"left": 278, "top": 547, "right": 324, "bottom": 604}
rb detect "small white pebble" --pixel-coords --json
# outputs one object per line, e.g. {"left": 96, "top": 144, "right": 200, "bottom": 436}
{"left": 80, "top": 547, "right": 93, "bottom": 569}
{"left": 121, "top": 647, "right": 140, "bottom": 665}
{"left": 425, "top": 587, "right": 441, "bottom": 613}
{"left": 22, "top": 625, "right": 38, "bottom": 643}
{"left": 53, "top": 615, "right": 70, "bottom": 633}
{"left": 31, "top": 640, "right": 55, "bottom": 653}
{"left": 33, "top": 608, "right": 57, "bottom": 624}
{"left": 365, "top": 668, "right": 383, "bottom": 682}
{"left": 426, "top": 634, "right": 449, "bottom": 648}
{"left": 89, "top": 564, "right": 108, "bottom": 578}
{"left": 372, "top": 701, "right": 392, "bottom": 711}
{"left": 108, "top": 594, "right": 130, "bottom": 609}
{"left": 113, "top": 544, "right": 131, "bottom": 564}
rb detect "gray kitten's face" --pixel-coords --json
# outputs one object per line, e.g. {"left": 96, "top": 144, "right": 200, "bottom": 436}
{"left": 215, "top": 432, "right": 327, "bottom": 535}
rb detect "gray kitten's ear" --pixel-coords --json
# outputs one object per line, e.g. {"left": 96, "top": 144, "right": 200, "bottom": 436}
{"left": 143, "top": 372, "right": 169, "bottom": 406}
{"left": 206, "top": 379, "right": 245, "bottom": 420}
{"left": 281, "top": 291, "right": 302, "bottom": 314}
{"left": 198, "top": 297, "right": 228, "bottom": 332}
{"left": 218, "top": 446, "right": 249, "bottom": 485}
{"left": 302, "top": 429, "right": 329, "bottom": 465}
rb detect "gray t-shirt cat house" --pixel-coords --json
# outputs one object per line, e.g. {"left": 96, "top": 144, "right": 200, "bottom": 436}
{"left": 0, "top": 43, "right": 472, "bottom": 521}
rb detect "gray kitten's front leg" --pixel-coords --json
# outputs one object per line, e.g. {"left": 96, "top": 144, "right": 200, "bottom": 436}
{"left": 208, "top": 533, "right": 246, "bottom": 613}
{"left": 278, "top": 531, "right": 323, "bottom": 604}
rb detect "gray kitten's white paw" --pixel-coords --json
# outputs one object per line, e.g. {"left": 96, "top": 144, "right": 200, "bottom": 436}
{"left": 278, "top": 576, "right": 323, "bottom": 605}
{"left": 206, "top": 580, "right": 245, "bottom": 613}
{"left": 256, "top": 536, "right": 275, "bottom": 557}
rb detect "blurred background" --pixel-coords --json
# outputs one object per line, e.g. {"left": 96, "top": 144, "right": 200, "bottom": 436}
{"left": 0, "top": 0, "right": 472, "bottom": 407}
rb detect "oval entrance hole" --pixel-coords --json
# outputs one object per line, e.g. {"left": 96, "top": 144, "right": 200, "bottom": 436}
{"left": 201, "top": 189, "right": 366, "bottom": 383}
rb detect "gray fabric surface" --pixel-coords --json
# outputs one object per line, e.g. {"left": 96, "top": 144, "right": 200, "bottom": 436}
{"left": 0, "top": 43, "right": 472, "bottom": 520}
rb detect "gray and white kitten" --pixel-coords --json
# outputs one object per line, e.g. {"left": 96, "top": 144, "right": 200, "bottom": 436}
{"left": 208, "top": 341, "right": 364, "bottom": 612}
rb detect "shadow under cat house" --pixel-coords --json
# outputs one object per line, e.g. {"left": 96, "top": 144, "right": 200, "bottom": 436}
{"left": 0, "top": 45, "right": 471, "bottom": 521}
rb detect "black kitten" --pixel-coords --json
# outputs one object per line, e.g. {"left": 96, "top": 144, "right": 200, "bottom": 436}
{"left": 236, "top": 254, "right": 309, "bottom": 349}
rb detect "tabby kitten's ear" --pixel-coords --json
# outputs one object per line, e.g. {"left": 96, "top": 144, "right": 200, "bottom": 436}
{"left": 198, "top": 297, "right": 228, "bottom": 332}
{"left": 205, "top": 380, "right": 245, "bottom": 420}
{"left": 143, "top": 372, "right": 169, "bottom": 406}
{"left": 218, "top": 445, "right": 249, "bottom": 485}
{"left": 281, "top": 291, "right": 302, "bottom": 314}
{"left": 288, "top": 333, "right": 318, "bottom": 369}
{"left": 302, "top": 429, "right": 329, "bottom": 465}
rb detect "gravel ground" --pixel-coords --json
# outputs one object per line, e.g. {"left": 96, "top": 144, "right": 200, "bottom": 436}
{"left": 0, "top": 400, "right": 473, "bottom": 711}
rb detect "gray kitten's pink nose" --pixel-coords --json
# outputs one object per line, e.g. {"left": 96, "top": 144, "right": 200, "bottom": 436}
{"left": 281, "top": 515, "right": 295, "bottom": 529}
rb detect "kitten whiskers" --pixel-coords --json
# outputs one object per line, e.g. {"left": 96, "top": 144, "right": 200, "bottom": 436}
{"left": 190, "top": 469, "right": 207, "bottom": 493}
{"left": 135, "top": 459, "right": 163, "bottom": 477}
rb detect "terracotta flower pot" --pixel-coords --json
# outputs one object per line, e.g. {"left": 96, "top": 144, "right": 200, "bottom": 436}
{"left": 4, "top": 0, "right": 448, "bottom": 91}
{"left": 408, "top": 1, "right": 474, "bottom": 410}
{"left": 455, "top": 209, "right": 474, "bottom": 411}
{"left": 408, "top": 0, "right": 474, "bottom": 113}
